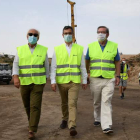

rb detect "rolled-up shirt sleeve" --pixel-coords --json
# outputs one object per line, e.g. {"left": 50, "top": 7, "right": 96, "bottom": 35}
{"left": 85, "top": 48, "right": 90, "bottom": 60}
{"left": 114, "top": 49, "right": 120, "bottom": 61}
{"left": 12, "top": 52, "right": 19, "bottom": 76}
{"left": 80, "top": 53, "right": 88, "bottom": 84}
{"left": 50, "top": 52, "right": 57, "bottom": 84}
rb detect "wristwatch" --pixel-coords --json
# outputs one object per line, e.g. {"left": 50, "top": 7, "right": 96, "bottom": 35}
{"left": 116, "top": 76, "right": 120, "bottom": 78}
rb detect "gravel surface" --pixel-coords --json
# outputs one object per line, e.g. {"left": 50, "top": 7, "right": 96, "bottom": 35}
{"left": 0, "top": 81, "right": 140, "bottom": 140}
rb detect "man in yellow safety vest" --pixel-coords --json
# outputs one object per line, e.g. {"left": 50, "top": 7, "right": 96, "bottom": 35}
{"left": 13, "top": 29, "right": 49, "bottom": 139}
{"left": 50, "top": 26, "right": 87, "bottom": 136}
{"left": 119, "top": 58, "right": 130, "bottom": 99}
{"left": 86, "top": 26, "right": 120, "bottom": 134}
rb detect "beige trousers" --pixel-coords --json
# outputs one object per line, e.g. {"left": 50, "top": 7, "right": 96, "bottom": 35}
{"left": 58, "top": 82, "right": 80, "bottom": 129}
{"left": 90, "top": 77, "right": 115, "bottom": 130}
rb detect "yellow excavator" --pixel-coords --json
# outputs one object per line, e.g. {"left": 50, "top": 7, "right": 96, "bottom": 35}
{"left": 67, "top": 0, "right": 77, "bottom": 43}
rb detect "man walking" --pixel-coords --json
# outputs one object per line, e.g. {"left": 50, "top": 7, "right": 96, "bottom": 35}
{"left": 50, "top": 26, "right": 87, "bottom": 136}
{"left": 119, "top": 58, "right": 130, "bottom": 99}
{"left": 13, "top": 29, "right": 49, "bottom": 139}
{"left": 86, "top": 26, "right": 120, "bottom": 134}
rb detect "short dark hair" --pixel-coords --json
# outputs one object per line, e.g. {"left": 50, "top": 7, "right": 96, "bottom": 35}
{"left": 62, "top": 26, "right": 73, "bottom": 34}
{"left": 97, "top": 26, "right": 109, "bottom": 34}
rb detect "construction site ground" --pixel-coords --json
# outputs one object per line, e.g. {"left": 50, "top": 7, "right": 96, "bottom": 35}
{"left": 0, "top": 80, "right": 140, "bottom": 140}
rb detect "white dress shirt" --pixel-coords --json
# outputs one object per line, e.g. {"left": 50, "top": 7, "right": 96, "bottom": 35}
{"left": 12, "top": 45, "right": 49, "bottom": 78}
{"left": 50, "top": 43, "right": 87, "bottom": 84}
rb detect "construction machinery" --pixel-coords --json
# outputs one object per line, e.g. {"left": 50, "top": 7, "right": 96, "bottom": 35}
{"left": 67, "top": 0, "right": 77, "bottom": 43}
{"left": 0, "top": 63, "right": 12, "bottom": 84}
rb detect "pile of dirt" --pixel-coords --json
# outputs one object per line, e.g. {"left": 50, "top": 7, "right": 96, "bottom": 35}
{"left": 127, "top": 53, "right": 140, "bottom": 67}
{"left": 126, "top": 53, "right": 140, "bottom": 84}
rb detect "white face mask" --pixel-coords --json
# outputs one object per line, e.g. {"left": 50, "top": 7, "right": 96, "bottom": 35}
{"left": 122, "top": 61, "right": 126, "bottom": 63}
{"left": 97, "top": 33, "right": 106, "bottom": 42}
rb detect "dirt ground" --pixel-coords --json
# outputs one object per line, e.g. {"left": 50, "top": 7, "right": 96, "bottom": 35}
{"left": 0, "top": 81, "right": 140, "bottom": 140}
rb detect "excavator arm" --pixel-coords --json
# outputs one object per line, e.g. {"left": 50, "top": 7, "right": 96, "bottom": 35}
{"left": 67, "top": 0, "right": 77, "bottom": 43}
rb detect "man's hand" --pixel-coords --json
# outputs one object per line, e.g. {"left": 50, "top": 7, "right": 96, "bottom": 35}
{"left": 115, "top": 77, "right": 120, "bottom": 86}
{"left": 51, "top": 84, "right": 56, "bottom": 92}
{"left": 82, "top": 84, "right": 87, "bottom": 90}
{"left": 14, "top": 75, "right": 20, "bottom": 88}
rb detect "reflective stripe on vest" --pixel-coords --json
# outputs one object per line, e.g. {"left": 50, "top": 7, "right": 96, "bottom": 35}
{"left": 19, "top": 64, "right": 44, "bottom": 69}
{"left": 56, "top": 72, "right": 81, "bottom": 76}
{"left": 90, "top": 66, "right": 115, "bottom": 71}
{"left": 17, "top": 44, "right": 48, "bottom": 85}
{"left": 19, "top": 72, "right": 46, "bottom": 77}
{"left": 57, "top": 64, "right": 80, "bottom": 68}
{"left": 89, "top": 41, "right": 118, "bottom": 78}
{"left": 55, "top": 43, "right": 83, "bottom": 84}
{"left": 90, "top": 59, "right": 114, "bottom": 64}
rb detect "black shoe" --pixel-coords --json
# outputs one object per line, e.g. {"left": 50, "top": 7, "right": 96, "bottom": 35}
{"left": 122, "top": 92, "right": 124, "bottom": 98}
{"left": 94, "top": 121, "right": 101, "bottom": 126}
{"left": 70, "top": 127, "right": 77, "bottom": 136}
{"left": 120, "top": 96, "right": 123, "bottom": 99}
{"left": 103, "top": 128, "right": 113, "bottom": 134}
{"left": 60, "top": 120, "right": 67, "bottom": 129}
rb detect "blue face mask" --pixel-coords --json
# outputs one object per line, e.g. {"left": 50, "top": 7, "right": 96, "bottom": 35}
{"left": 64, "top": 35, "right": 72, "bottom": 43}
{"left": 28, "top": 36, "right": 38, "bottom": 44}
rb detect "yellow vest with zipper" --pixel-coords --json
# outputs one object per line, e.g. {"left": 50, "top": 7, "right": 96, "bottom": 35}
{"left": 120, "top": 64, "right": 128, "bottom": 80}
{"left": 55, "top": 43, "right": 83, "bottom": 84}
{"left": 89, "top": 41, "right": 118, "bottom": 78}
{"left": 17, "top": 44, "right": 48, "bottom": 85}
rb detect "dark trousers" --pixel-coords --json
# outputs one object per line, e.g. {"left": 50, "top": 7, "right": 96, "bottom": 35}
{"left": 20, "top": 84, "right": 45, "bottom": 132}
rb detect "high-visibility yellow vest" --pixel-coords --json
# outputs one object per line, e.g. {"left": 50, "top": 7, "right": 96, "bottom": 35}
{"left": 54, "top": 43, "right": 83, "bottom": 84}
{"left": 17, "top": 44, "right": 48, "bottom": 85}
{"left": 88, "top": 41, "right": 118, "bottom": 78}
{"left": 120, "top": 64, "right": 128, "bottom": 80}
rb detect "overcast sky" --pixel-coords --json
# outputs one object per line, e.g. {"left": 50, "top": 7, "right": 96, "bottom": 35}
{"left": 0, "top": 0, "right": 140, "bottom": 57}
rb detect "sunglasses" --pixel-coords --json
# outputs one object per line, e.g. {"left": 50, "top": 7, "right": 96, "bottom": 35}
{"left": 63, "top": 32, "right": 72, "bottom": 35}
{"left": 28, "top": 33, "right": 38, "bottom": 37}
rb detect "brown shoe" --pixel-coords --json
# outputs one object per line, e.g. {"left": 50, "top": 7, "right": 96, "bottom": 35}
{"left": 28, "top": 132, "right": 35, "bottom": 140}
{"left": 70, "top": 127, "right": 77, "bottom": 136}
